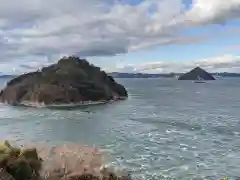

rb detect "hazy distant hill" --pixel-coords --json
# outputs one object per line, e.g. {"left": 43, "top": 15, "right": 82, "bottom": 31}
{"left": 212, "top": 72, "right": 240, "bottom": 77}
{"left": 108, "top": 72, "right": 240, "bottom": 78}
{"left": 1, "top": 72, "right": 240, "bottom": 80}
{"left": 0, "top": 75, "right": 16, "bottom": 78}
{"left": 108, "top": 72, "right": 179, "bottom": 78}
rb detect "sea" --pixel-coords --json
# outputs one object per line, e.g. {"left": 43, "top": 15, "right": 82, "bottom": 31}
{"left": 0, "top": 77, "right": 240, "bottom": 180}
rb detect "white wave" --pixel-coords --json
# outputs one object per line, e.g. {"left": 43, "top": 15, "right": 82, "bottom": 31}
{"left": 19, "top": 100, "right": 107, "bottom": 108}
{"left": 13, "top": 97, "right": 127, "bottom": 108}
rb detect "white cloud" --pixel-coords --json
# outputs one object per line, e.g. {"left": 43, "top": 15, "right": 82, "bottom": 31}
{"left": 186, "top": 0, "right": 240, "bottom": 25}
{"left": 0, "top": 0, "right": 239, "bottom": 72}
{"left": 113, "top": 54, "right": 240, "bottom": 73}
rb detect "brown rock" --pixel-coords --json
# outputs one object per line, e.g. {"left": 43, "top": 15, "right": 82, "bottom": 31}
{"left": 0, "top": 168, "right": 15, "bottom": 180}
{"left": 19, "top": 143, "right": 132, "bottom": 180}
{"left": 6, "top": 156, "right": 33, "bottom": 180}
{"left": 20, "top": 148, "right": 39, "bottom": 160}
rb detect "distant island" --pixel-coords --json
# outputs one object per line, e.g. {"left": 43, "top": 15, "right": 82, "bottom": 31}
{"left": 178, "top": 67, "right": 215, "bottom": 80}
{"left": 0, "top": 56, "right": 128, "bottom": 106}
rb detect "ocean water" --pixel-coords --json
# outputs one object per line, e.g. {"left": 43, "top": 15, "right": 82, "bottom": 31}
{"left": 0, "top": 77, "right": 240, "bottom": 180}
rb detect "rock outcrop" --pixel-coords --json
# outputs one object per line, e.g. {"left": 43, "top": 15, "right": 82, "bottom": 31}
{"left": 0, "top": 56, "right": 128, "bottom": 106}
{"left": 0, "top": 140, "right": 42, "bottom": 180}
{"left": 0, "top": 141, "right": 132, "bottom": 180}
{"left": 178, "top": 67, "right": 215, "bottom": 80}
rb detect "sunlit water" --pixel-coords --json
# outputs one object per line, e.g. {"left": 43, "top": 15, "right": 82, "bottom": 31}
{"left": 0, "top": 77, "right": 240, "bottom": 180}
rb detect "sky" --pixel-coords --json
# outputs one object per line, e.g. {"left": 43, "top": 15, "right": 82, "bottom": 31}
{"left": 0, "top": 0, "right": 240, "bottom": 74}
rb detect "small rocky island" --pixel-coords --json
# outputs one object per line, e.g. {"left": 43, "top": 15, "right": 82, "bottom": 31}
{"left": 178, "top": 67, "right": 215, "bottom": 80}
{"left": 0, "top": 56, "right": 128, "bottom": 106}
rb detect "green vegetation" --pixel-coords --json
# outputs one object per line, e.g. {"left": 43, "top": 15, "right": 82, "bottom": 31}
{"left": 0, "top": 56, "right": 128, "bottom": 105}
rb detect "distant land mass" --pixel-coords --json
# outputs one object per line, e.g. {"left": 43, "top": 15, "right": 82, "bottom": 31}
{"left": 212, "top": 72, "right": 240, "bottom": 77}
{"left": 0, "top": 75, "right": 16, "bottom": 79}
{"left": 108, "top": 72, "right": 240, "bottom": 78}
{"left": 178, "top": 67, "right": 215, "bottom": 80}
{"left": 0, "top": 74, "right": 16, "bottom": 77}
{"left": 1, "top": 72, "right": 240, "bottom": 79}
{"left": 108, "top": 72, "right": 176, "bottom": 78}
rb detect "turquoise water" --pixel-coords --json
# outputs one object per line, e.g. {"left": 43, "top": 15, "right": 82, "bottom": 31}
{"left": 0, "top": 77, "right": 240, "bottom": 179}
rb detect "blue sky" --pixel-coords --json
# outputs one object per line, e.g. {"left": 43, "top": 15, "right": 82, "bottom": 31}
{"left": 89, "top": 0, "right": 240, "bottom": 72}
{"left": 94, "top": 27, "right": 238, "bottom": 60}
{"left": 0, "top": 0, "right": 240, "bottom": 74}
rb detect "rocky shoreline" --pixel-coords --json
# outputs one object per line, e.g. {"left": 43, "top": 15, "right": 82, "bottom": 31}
{"left": 0, "top": 141, "right": 132, "bottom": 180}
{"left": 0, "top": 97, "right": 127, "bottom": 109}
{"left": 19, "top": 96, "right": 127, "bottom": 107}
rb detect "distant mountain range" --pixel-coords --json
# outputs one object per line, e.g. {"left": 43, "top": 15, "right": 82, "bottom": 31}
{"left": 108, "top": 72, "right": 176, "bottom": 78}
{"left": 1, "top": 72, "right": 240, "bottom": 79}
{"left": 0, "top": 75, "right": 16, "bottom": 78}
{"left": 108, "top": 72, "right": 240, "bottom": 78}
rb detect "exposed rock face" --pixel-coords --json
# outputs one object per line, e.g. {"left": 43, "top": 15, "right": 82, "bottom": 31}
{"left": 0, "top": 56, "right": 128, "bottom": 105}
{"left": 178, "top": 67, "right": 215, "bottom": 80}
{"left": 0, "top": 141, "right": 132, "bottom": 180}
{"left": 0, "top": 141, "right": 42, "bottom": 180}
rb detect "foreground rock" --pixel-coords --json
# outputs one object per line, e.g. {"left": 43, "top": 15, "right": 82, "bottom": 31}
{"left": 178, "top": 67, "right": 215, "bottom": 80}
{"left": 0, "top": 141, "right": 42, "bottom": 180}
{"left": 0, "top": 56, "right": 128, "bottom": 106}
{"left": 0, "top": 141, "right": 132, "bottom": 180}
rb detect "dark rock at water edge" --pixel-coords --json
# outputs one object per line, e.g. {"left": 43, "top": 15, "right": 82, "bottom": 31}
{"left": 0, "top": 56, "right": 128, "bottom": 105}
{"left": 178, "top": 67, "right": 215, "bottom": 80}
{"left": 0, "top": 141, "right": 132, "bottom": 180}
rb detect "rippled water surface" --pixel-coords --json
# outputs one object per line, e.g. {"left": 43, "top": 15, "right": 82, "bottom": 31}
{"left": 1, "top": 77, "right": 240, "bottom": 180}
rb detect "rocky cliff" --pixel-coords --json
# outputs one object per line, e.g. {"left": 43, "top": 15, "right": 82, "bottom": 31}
{"left": 0, "top": 56, "right": 128, "bottom": 106}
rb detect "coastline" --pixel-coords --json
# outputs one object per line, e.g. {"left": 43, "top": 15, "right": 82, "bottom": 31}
{"left": 0, "top": 96, "right": 127, "bottom": 108}
{"left": 0, "top": 141, "right": 132, "bottom": 180}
